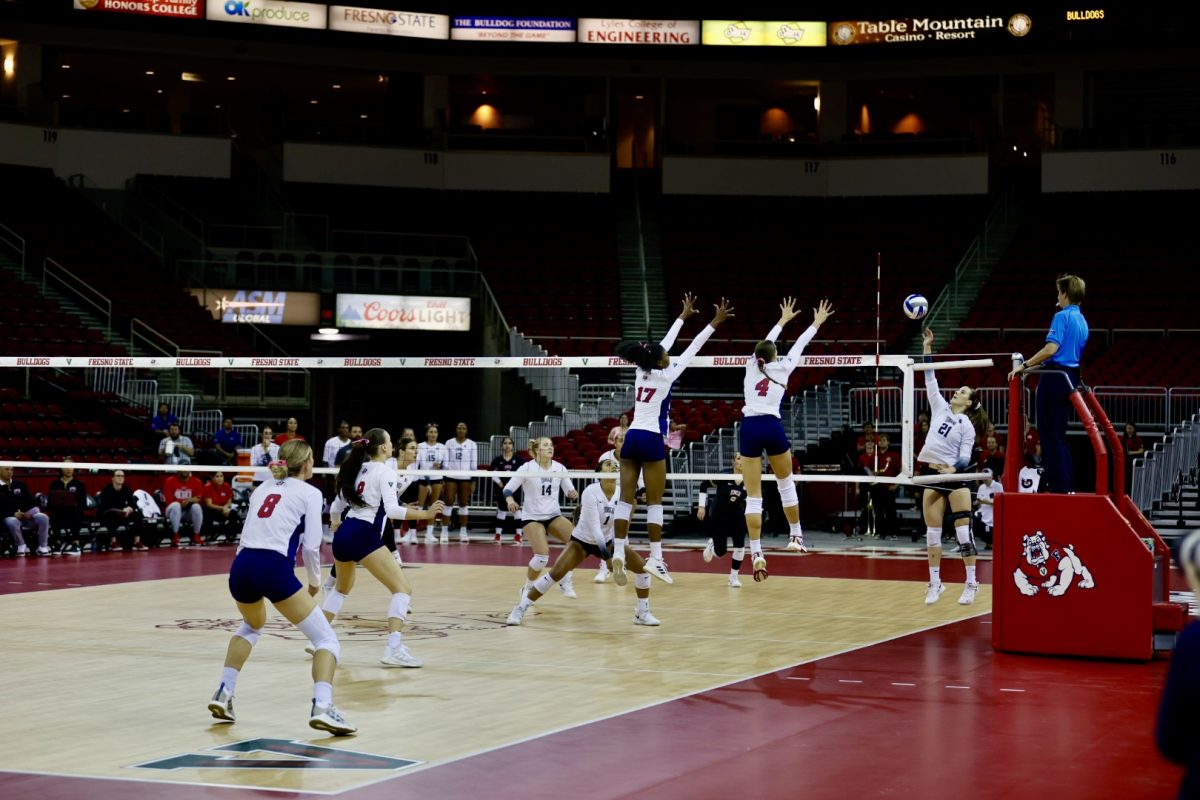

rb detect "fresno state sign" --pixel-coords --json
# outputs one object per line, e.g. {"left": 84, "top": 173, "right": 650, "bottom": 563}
{"left": 74, "top": 0, "right": 201, "bottom": 17}
{"left": 336, "top": 294, "right": 471, "bottom": 332}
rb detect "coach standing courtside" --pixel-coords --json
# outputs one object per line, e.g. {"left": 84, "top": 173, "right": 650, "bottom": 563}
{"left": 1009, "top": 274, "right": 1088, "bottom": 493}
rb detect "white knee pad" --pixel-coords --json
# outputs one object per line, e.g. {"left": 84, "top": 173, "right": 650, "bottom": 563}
{"left": 634, "top": 573, "right": 651, "bottom": 590}
{"left": 388, "top": 592, "right": 411, "bottom": 620}
{"left": 495, "top": 510, "right": 505, "bottom": 520}
{"left": 732, "top": 547, "right": 746, "bottom": 560}
{"left": 529, "top": 553, "right": 549, "bottom": 571}
{"left": 926, "top": 527, "right": 942, "bottom": 548}
{"left": 234, "top": 621, "right": 262, "bottom": 647}
{"left": 955, "top": 524, "right": 972, "bottom": 544}
{"left": 323, "top": 589, "right": 347, "bottom": 616}
{"left": 646, "top": 504, "right": 664, "bottom": 527}
{"left": 615, "top": 501, "right": 632, "bottom": 522}
{"left": 745, "top": 496, "right": 764, "bottom": 516}
{"left": 533, "top": 573, "right": 556, "bottom": 594}
{"left": 778, "top": 480, "right": 799, "bottom": 508}
{"left": 296, "top": 606, "right": 341, "bottom": 664}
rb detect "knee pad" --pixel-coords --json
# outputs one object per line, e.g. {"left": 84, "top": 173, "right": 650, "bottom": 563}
{"left": 778, "top": 480, "right": 798, "bottom": 508}
{"left": 234, "top": 621, "right": 262, "bottom": 647}
{"left": 615, "top": 501, "right": 632, "bottom": 522}
{"left": 646, "top": 504, "right": 664, "bottom": 527}
{"left": 745, "top": 496, "right": 763, "bottom": 516}
{"left": 323, "top": 589, "right": 347, "bottom": 616}
{"left": 732, "top": 547, "right": 746, "bottom": 560}
{"left": 926, "top": 527, "right": 943, "bottom": 548}
{"left": 528, "top": 553, "right": 549, "bottom": 571}
{"left": 948, "top": 510, "right": 974, "bottom": 528}
{"left": 495, "top": 510, "right": 505, "bottom": 520}
{"left": 958, "top": 540, "right": 978, "bottom": 557}
{"left": 296, "top": 606, "right": 341, "bottom": 664}
{"left": 388, "top": 592, "right": 411, "bottom": 620}
{"left": 634, "top": 573, "right": 651, "bottom": 590}
{"left": 533, "top": 573, "right": 556, "bottom": 594}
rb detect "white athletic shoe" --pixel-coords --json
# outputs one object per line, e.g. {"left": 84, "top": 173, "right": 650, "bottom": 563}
{"left": 439, "top": 531, "right": 449, "bottom": 544}
{"left": 644, "top": 557, "right": 674, "bottom": 585}
{"left": 309, "top": 703, "right": 356, "bottom": 735}
{"left": 380, "top": 643, "right": 422, "bottom": 668}
{"left": 633, "top": 609, "right": 661, "bottom": 626}
{"left": 404, "top": 530, "right": 417, "bottom": 545}
{"left": 15, "top": 544, "right": 29, "bottom": 556}
{"left": 786, "top": 537, "right": 808, "bottom": 553}
{"left": 594, "top": 565, "right": 610, "bottom": 583}
{"left": 752, "top": 555, "right": 768, "bottom": 582}
{"left": 958, "top": 582, "right": 980, "bottom": 605}
{"left": 610, "top": 555, "right": 628, "bottom": 587}
{"left": 506, "top": 604, "right": 526, "bottom": 626}
{"left": 321, "top": 574, "right": 336, "bottom": 594}
{"left": 459, "top": 530, "right": 470, "bottom": 543}
{"left": 728, "top": 574, "right": 742, "bottom": 588}
{"left": 208, "top": 685, "right": 235, "bottom": 723}
{"left": 424, "top": 532, "right": 436, "bottom": 545}
{"left": 925, "top": 582, "right": 946, "bottom": 605}
{"left": 702, "top": 538, "right": 715, "bottom": 563}
{"left": 558, "top": 574, "right": 578, "bottom": 599}
{"left": 519, "top": 580, "right": 533, "bottom": 601}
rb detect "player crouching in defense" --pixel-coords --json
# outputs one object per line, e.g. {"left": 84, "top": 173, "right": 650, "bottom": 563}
{"left": 208, "top": 440, "right": 355, "bottom": 735}
{"left": 507, "top": 459, "right": 660, "bottom": 627}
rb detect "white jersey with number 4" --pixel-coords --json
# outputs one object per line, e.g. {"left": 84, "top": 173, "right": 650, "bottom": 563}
{"left": 503, "top": 460, "right": 576, "bottom": 520}
{"left": 573, "top": 481, "right": 617, "bottom": 546}
{"left": 240, "top": 477, "right": 324, "bottom": 588}
{"left": 743, "top": 324, "right": 818, "bottom": 418}
{"left": 445, "top": 438, "right": 477, "bottom": 480}
{"left": 916, "top": 370, "right": 975, "bottom": 468}
{"left": 629, "top": 319, "right": 717, "bottom": 436}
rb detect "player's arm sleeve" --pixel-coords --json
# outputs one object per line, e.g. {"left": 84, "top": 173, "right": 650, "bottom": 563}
{"left": 467, "top": 442, "right": 477, "bottom": 472}
{"left": 380, "top": 469, "right": 409, "bottom": 520}
{"left": 329, "top": 492, "right": 347, "bottom": 519}
{"left": 301, "top": 491, "right": 324, "bottom": 588}
{"left": 666, "top": 324, "right": 717, "bottom": 380}
{"left": 659, "top": 317, "right": 685, "bottom": 351}
{"left": 503, "top": 470, "right": 523, "bottom": 497}
{"left": 576, "top": 486, "right": 601, "bottom": 532}
{"left": 955, "top": 426, "right": 976, "bottom": 470}
{"left": 763, "top": 324, "right": 783, "bottom": 344}
{"left": 562, "top": 469, "right": 577, "bottom": 498}
{"left": 925, "top": 366, "right": 947, "bottom": 413}
{"left": 1046, "top": 309, "right": 1066, "bottom": 347}
{"left": 785, "top": 324, "right": 818, "bottom": 360}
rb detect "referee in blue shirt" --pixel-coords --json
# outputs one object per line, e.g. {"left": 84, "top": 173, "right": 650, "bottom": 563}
{"left": 1009, "top": 274, "right": 1088, "bottom": 493}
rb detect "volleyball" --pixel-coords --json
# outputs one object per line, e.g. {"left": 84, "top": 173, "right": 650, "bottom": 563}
{"left": 903, "top": 293, "right": 929, "bottom": 320}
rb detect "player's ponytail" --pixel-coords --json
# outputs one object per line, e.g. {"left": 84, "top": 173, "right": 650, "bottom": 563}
{"left": 270, "top": 439, "right": 312, "bottom": 480}
{"left": 753, "top": 340, "right": 786, "bottom": 388}
{"left": 965, "top": 390, "right": 990, "bottom": 440}
{"left": 336, "top": 427, "right": 388, "bottom": 508}
{"left": 615, "top": 339, "right": 665, "bottom": 372}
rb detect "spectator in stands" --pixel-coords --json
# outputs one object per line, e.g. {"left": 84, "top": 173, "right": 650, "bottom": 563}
{"left": 97, "top": 469, "right": 148, "bottom": 552}
{"left": 323, "top": 420, "right": 351, "bottom": 468}
{"left": 164, "top": 468, "right": 205, "bottom": 547}
{"left": 855, "top": 422, "right": 880, "bottom": 455}
{"left": 914, "top": 418, "right": 930, "bottom": 457}
{"left": 250, "top": 426, "right": 280, "bottom": 473}
{"left": 607, "top": 413, "right": 630, "bottom": 447}
{"left": 202, "top": 470, "right": 237, "bottom": 544}
{"left": 213, "top": 417, "right": 240, "bottom": 467}
{"left": 981, "top": 432, "right": 1006, "bottom": 476}
{"left": 47, "top": 458, "right": 87, "bottom": 555}
{"left": 871, "top": 433, "right": 901, "bottom": 538}
{"left": 274, "top": 417, "right": 304, "bottom": 446}
{"left": 666, "top": 420, "right": 687, "bottom": 450}
{"left": 1158, "top": 530, "right": 1200, "bottom": 799}
{"left": 1, "top": 465, "right": 50, "bottom": 557}
{"left": 151, "top": 402, "right": 178, "bottom": 433}
{"left": 1009, "top": 274, "right": 1088, "bottom": 493}
{"left": 974, "top": 470, "right": 1002, "bottom": 549}
{"left": 1123, "top": 422, "right": 1146, "bottom": 458}
{"left": 984, "top": 420, "right": 1005, "bottom": 449}
{"left": 1022, "top": 420, "right": 1042, "bottom": 465}
{"left": 159, "top": 422, "right": 195, "bottom": 466}
{"left": 334, "top": 424, "right": 362, "bottom": 467}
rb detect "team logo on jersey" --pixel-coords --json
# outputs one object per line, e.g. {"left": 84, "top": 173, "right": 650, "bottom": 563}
{"left": 1012, "top": 531, "right": 1095, "bottom": 597}
{"left": 133, "top": 739, "right": 420, "bottom": 771}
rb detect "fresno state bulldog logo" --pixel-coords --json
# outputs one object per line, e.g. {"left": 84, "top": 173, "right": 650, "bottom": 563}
{"left": 1013, "top": 531, "right": 1095, "bottom": 597}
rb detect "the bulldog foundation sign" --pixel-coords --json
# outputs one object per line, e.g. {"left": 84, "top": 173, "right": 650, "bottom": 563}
{"left": 336, "top": 294, "right": 471, "bottom": 331}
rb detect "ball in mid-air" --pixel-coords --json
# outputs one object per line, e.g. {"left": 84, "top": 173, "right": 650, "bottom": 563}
{"left": 903, "top": 293, "right": 929, "bottom": 320}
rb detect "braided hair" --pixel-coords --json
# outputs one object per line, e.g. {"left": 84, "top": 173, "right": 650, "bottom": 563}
{"left": 753, "top": 340, "right": 787, "bottom": 389}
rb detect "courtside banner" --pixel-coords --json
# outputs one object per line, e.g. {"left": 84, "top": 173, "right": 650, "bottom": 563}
{"left": 188, "top": 288, "right": 320, "bottom": 325}
{"left": 0, "top": 354, "right": 933, "bottom": 369}
{"left": 329, "top": 6, "right": 450, "bottom": 39}
{"left": 205, "top": 0, "right": 327, "bottom": 29}
{"left": 450, "top": 17, "right": 576, "bottom": 42}
{"left": 577, "top": 18, "right": 699, "bottom": 45}
{"left": 829, "top": 13, "right": 1032, "bottom": 45}
{"left": 701, "top": 20, "right": 827, "bottom": 46}
{"left": 336, "top": 294, "right": 471, "bottom": 331}
{"left": 74, "top": 0, "right": 201, "bottom": 18}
